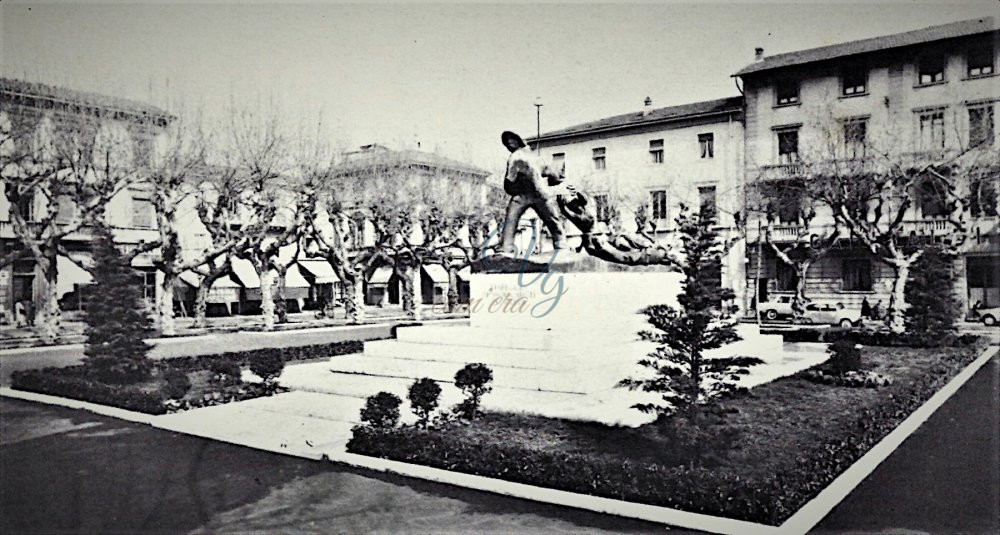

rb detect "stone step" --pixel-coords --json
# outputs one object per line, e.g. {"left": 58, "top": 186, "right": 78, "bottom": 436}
{"left": 395, "top": 325, "right": 555, "bottom": 350}
{"left": 326, "top": 353, "right": 624, "bottom": 394}
{"left": 276, "top": 361, "right": 655, "bottom": 427}
{"left": 362, "top": 339, "right": 576, "bottom": 371}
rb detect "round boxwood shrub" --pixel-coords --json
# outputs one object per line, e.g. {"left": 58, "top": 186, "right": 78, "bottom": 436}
{"left": 249, "top": 352, "right": 285, "bottom": 391}
{"left": 454, "top": 363, "right": 493, "bottom": 420}
{"left": 162, "top": 368, "right": 192, "bottom": 400}
{"left": 408, "top": 378, "right": 442, "bottom": 427}
{"left": 210, "top": 360, "right": 242, "bottom": 386}
{"left": 360, "top": 391, "right": 402, "bottom": 429}
{"left": 827, "top": 340, "right": 861, "bottom": 375}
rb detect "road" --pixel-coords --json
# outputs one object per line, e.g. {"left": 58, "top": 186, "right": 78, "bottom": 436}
{"left": 0, "top": 322, "right": 397, "bottom": 386}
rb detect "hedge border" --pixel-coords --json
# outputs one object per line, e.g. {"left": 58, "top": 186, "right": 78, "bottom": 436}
{"left": 347, "top": 341, "right": 988, "bottom": 526}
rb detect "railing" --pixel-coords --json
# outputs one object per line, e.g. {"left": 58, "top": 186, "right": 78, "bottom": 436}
{"left": 758, "top": 163, "right": 804, "bottom": 180}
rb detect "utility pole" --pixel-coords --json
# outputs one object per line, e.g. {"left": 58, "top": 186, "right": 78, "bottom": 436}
{"left": 533, "top": 97, "right": 543, "bottom": 151}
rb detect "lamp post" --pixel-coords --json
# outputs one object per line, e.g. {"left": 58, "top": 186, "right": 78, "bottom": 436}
{"left": 533, "top": 97, "right": 543, "bottom": 151}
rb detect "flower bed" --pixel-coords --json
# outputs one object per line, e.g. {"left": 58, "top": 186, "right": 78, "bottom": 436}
{"left": 347, "top": 341, "right": 988, "bottom": 525}
{"left": 764, "top": 327, "right": 980, "bottom": 347}
{"left": 10, "top": 340, "right": 364, "bottom": 414}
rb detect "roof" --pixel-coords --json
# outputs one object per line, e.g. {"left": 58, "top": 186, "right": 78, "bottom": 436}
{"left": 530, "top": 96, "right": 743, "bottom": 143}
{"left": 735, "top": 17, "right": 998, "bottom": 77}
{"left": 332, "top": 145, "right": 489, "bottom": 177}
{"left": 0, "top": 78, "right": 173, "bottom": 123}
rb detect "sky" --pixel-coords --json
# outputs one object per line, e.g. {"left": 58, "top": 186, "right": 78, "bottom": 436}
{"left": 1, "top": 1, "right": 995, "bottom": 173}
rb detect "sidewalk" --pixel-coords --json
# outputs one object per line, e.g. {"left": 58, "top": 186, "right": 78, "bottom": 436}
{"left": 0, "top": 306, "right": 468, "bottom": 350}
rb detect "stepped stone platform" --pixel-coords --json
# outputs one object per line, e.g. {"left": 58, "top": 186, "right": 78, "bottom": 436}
{"left": 269, "top": 261, "right": 824, "bottom": 428}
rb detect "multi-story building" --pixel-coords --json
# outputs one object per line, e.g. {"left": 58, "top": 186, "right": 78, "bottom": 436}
{"left": 736, "top": 17, "right": 999, "bottom": 313}
{"left": 0, "top": 78, "right": 171, "bottom": 323}
{"left": 528, "top": 96, "right": 747, "bottom": 305}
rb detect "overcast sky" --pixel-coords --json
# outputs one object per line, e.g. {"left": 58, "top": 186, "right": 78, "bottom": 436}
{"left": 1, "top": 1, "right": 995, "bottom": 172}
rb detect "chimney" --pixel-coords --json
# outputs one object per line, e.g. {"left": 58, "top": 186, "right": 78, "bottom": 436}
{"left": 755, "top": 47, "right": 765, "bottom": 61}
{"left": 643, "top": 96, "right": 653, "bottom": 116}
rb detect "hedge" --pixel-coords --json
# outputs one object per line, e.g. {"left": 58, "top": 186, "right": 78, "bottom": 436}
{"left": 11, "top": 367, "right": 166, "bottom": 415}
{"left": 11, "top": 340, "right": 364, "bottom": 414}
{"left": 347, "top": 342, "right": 986, "bottom": 525}
{"left": 763, "top": 327, "right": 980, "bottom": 347}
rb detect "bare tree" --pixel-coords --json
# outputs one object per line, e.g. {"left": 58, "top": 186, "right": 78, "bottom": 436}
{"left": 1, "top": 111, "right": 141, "bottom": 342}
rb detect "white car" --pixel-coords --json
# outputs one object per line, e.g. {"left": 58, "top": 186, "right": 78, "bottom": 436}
{"left": 974, "top": 307, "right": 1000, "bottom": 326}
{"left": 758, "top": 295, "right": 795, "bottom": 321}
{"left": 801, "top": 301, "right": 862, "bottom": 328}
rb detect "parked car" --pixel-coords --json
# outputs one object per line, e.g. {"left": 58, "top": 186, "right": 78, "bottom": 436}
{"left": 801, "top": 301, "right": 862, "bottom": 328}
{"left": 973, "top": 306, "right": 1000, "bottom": 326}
{"left": 758, "top": 295, "right": 795, "bottom": 321}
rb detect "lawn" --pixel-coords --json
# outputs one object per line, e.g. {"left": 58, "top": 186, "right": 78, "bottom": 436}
{"left": 348, "top": 342, "right": 989, "bottom": 524}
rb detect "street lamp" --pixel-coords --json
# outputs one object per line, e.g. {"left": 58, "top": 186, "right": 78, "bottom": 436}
{"left": 533, "top": 97, "right": 543, "bottom": 151}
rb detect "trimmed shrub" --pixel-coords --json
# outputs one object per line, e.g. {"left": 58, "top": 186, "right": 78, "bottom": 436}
{"left": 454, "top": 363, "right": 493, "bottom": 420}
{"left": 359, "top": 391, "right": 402, "bottom": 429}
{"left": 827, "top": 340, "right": 862, "bottom": 374}
{"left": 249, "top": 352, "right": 285, "bottom": 390}
{"left": 11, "top": 369, "right": 165, "bottom": 414}
{"left": 163, "top": 341, "right": 363, "bottom": 372}
{"left": 408, "top": 378, "right": 442, "bottom": 428}
{"left": 210, "top": 360, "right": 242, "bottom": 386}
{"left": 764, "top": 328, "right": 980, "bottom": 348}
{"left": 905, "top": 245, "right": 958, "bottom": 339}
{"left": 162, "top": 368, "right": 192, "bottom": 400}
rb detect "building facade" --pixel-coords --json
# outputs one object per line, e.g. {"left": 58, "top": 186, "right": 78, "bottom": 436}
{"left": 736, "top": 18, "right": 1000, "bottom": 313}
{"left": 528, "top": 97, "right": 748, "bottom": 306}
{"left": 0, "top": 78, "right": 171, "bottom": 324}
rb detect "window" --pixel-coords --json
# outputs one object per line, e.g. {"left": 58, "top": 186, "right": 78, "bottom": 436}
{"left": 917, "top": 109, "right": 946, "bottom": 150}
{"left": 15, "top": 191, "right": 35, "bottom": 222}
{"left": 136, "top": 269, "right": 157, "bottom": 304}
{"left": 917, "top": 55, "right": 945, "bottom": 85}
{"left": 842, "top": 65, "right": 867, "bottom": 95}
{"left": 967, "top": 46, "right": 995, "bottom": 77}
{"left": 776, "top": 261, "right": 799, "bottom": 292}
{"left": 651, "top": 190, "right": 668, "bottom": 220}
{"left": 698, "top": 133, "right": 714, "bottom": 159}
{"left": 593, "top": 194, "right": 612, "bottom": 223}
{"left": 776, "top": 80, "right": 799, "bottom": 105}
{"left": 843, "top": 258, "right": 873, "bottom": 291}
{"left": 776, "top": 128, "right": 799, "bottom": 164}
{"left": 970, "top": 174, "right": 998, "bottom": 217}
{"left": 592, "top": 147, "right": 606, "bottom": 170}
{"left": 843, "top": 118, "right": 868, "bottom": 158}
{"left": 919, "top": 177, "right": 949, "bottom": 218}
{"left": 130, "top": 193, "right": 156, "bottom": 229}
{"left": 698, "top": 185, "right": 717, "bottom": 219}
{"left": 649, "top": 139, "right": 664, "bottom": 164}
{"left": 969, "top": 104, "right": 995, "bottom": 147}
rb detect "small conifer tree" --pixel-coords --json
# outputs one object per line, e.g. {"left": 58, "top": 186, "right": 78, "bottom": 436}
{"left": 620, "top": 206, "right": 755, "bottom": 417}
{"left": 83, "top": 225, "right": 154, "bottom": 384}
{"left": 904, "top": 245, "right": 958, "bottom": 340}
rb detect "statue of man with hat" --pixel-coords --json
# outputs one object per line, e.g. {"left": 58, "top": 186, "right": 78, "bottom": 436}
{"left": 498, "top": 130, "right": 569, "bottom": 254}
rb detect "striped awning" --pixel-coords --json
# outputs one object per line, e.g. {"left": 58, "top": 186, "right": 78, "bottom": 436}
{"left": 230, "top": 258, "right": 261, "bottom": 288}
{"left": 422, "top": 264, "right": 449, "bottom": 284}
{"left": 285, "top": 264, "right": 310, "bottom": 288}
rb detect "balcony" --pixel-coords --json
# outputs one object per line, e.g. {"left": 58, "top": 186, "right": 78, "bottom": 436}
{"left": 0, "top": 220, "right": 158, "bottom": 244}
{"left": 758, "top": 163, "right": 805, "bottom": 181}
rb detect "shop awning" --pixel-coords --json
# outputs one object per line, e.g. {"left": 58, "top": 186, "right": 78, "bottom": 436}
{"left": 368, "top": 266, "right": 393, "bottom": 285}
{"left": 285, "top": 264, "right": 310, "bottom": 288}
{"left": 56, "top": 255, "right": 93, "bottom": 298}
{"left": 457, "top": 266, "right": 471, "bottom": 281}
{"left": 231, "top": 258, "right": 261, "bottom": 288}
{"left": 422, "top": 264, "right": 449, "bottom": 284}
{"left": 298, "top": 259, "right": 341, "bottom": 284}
{"left": 178, "top": 271, "right": 241, "bottom": 289}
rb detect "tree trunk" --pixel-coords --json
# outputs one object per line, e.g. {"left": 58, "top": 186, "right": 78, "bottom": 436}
{"left": 274, "top": 264, "right": 288, "bottom": 324}
{"left": 886, "top": 261, "right": 912, "bottom": 334}
{"left": 791, "top": 260, "right": 812, "bottom": 321}
{"left": 160, "top": 273, "right": 177, "bottom": 336}
{"left": 260, "top": 268, "right": 275, "bottom": 331}
{"left": 34, "top": 252, "right": 60, "bottom": 344}
{"left": 398, "top": 265, "right": 417, "bottom": 319}
{"left": 446, "top": 265, "right": 460, "bottom": 313}
{"left": 193, "top": 268, "right": 227, "bottom": 328}
{"left": 344, "top": 272, "right": 365, "bottom": 324}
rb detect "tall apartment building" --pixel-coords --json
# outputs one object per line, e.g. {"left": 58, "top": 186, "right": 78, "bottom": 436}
{"left": 528, "top": 97, "right": 747, "bottom": 304}
{"left": 0, "top": 78, "right": 171, "bottom": 322}
{"left": 736, "top": 17, "right": 999, "bottom": 313}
